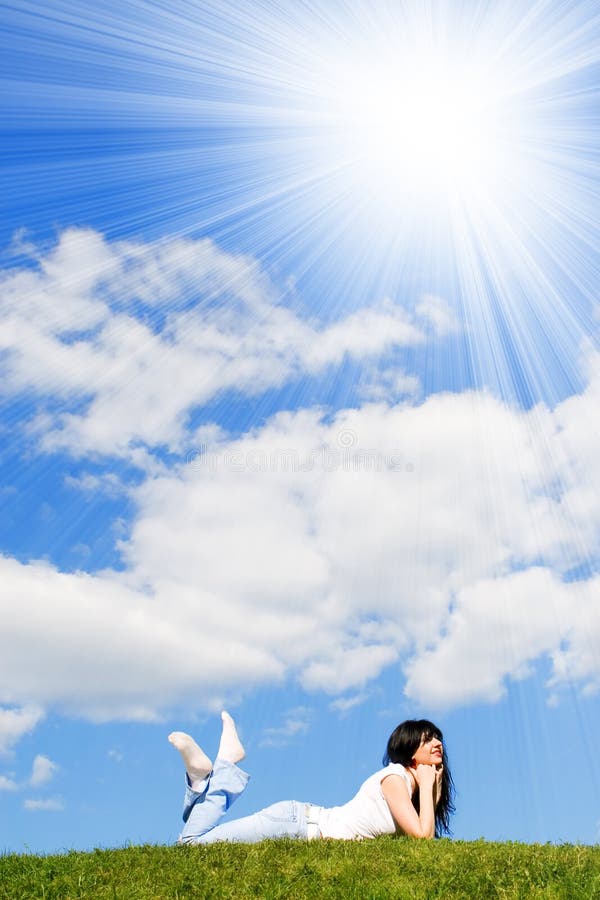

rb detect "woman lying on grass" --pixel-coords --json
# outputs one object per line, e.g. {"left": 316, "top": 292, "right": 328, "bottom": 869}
{"left": 170, "top": 713, "right": 455, "bottom": 844}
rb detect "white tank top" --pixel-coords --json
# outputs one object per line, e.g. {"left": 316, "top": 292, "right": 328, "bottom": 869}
{"left": 318, "top": 763, "right": 413, "bottom": 840}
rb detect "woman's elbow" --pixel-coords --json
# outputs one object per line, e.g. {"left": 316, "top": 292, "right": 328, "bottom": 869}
{"left": 405, "top": 826, "right": 434, "bottom": 840}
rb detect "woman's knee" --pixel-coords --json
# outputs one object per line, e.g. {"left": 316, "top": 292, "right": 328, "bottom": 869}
{"left": 258, "top": 800, "right": 298, "bottom": 823}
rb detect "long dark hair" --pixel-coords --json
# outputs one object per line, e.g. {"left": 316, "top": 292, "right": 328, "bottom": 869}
{"left": 383, "top": 719, "right": 455, "bottom": 837}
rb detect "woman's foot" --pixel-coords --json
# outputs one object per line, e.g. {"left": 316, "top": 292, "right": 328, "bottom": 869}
{"left": 168, "top": 731, "right": 213, "bottom": 790}
{"left": 217, "top": 711, "right": 245, "bottom": 764}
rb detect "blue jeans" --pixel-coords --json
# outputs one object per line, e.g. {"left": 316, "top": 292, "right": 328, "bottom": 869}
{"left": 178, "top": 758, "right": 309, "bottom": 844}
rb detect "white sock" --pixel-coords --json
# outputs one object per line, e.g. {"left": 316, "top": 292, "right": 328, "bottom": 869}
{"left": 168, "top": 731, "right": 213, "bottom": 791}
{"left": 217, "top": 711, "right": 245, "bottom": 764}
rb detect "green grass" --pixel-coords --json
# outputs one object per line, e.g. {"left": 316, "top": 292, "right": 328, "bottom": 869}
{"left": 1, "top": 839, "right": 599, "bottom": 900}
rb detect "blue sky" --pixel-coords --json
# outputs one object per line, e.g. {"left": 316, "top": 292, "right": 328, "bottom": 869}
{"left": 1, "top": 0, "right": 599, "bottom": 853}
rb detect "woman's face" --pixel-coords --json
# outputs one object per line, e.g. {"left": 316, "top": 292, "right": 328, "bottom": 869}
{"left": 412, "top": 733, "right": 443, "bottom": 767}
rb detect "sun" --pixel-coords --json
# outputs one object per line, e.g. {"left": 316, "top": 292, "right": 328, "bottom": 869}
{"left": 319, "top": 46, "right": 516, "bottom": 210}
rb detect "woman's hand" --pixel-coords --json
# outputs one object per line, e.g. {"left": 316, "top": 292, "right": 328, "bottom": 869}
{"left": 413, "top": 763, "right": 436, "bottom": 792}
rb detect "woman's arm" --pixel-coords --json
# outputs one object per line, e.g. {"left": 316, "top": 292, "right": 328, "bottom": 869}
{"left": 381, "top": 765, "right": 437, "bottom": 839}
{"left": 433, "top": 764, "right": 443, "bottom": 809}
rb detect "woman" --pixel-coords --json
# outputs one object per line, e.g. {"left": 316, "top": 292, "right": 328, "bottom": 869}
{"left": 170, "top": 712, "right": 455, "bottom": 844}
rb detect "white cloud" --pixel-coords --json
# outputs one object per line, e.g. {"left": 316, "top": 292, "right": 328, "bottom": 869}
{"left": 301, "top": 642, "right": 399, "bottom": 694}
{"left": 359, "top": 366, "right": 420, "bottom": 402}
{"left": 415, "top": 293, "right": 459, "bottom": 335}
{"left": 0, "top": 774, "right": 17, "bottom": 791}
{"left": 0, "top": 554, "right": 284, "bottom": 721}
{"left": 329, "top": 693, "right": 370, "bottom": 715}
{"left": 30, "top": 754, "right": 59, "bottom": 787}
{"left": 0, "top": 356, "right": 598, "bottom": 715}
{"left": 64, "top": 472, "right": 125, "bottom": 497}
{"left": 404, "top": 568, "right": 583, "bottom": 707}
{"left": 0, "top": 706, "right": 45, "bottom": 755}
{"left": 302, "top": 298, "right": 423, "bottom": 371}
{"left": 260, "top": 707, "right": 313, "bottom": 747}
{"left": 24, "top": 797, "right": 64, "bottom": 812}
{"left": 0, "top": 228, "right": 599, "bottom": 715}
{"left": 1, "top": 228, "right": 426, "bottom": 460}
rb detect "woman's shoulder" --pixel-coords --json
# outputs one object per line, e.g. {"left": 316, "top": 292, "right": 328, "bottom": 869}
{"left": 378, "top": 763, "right": 413, "bottom": 790}
{"left": 380, "top": 762, "right": 409, "bottom": 776}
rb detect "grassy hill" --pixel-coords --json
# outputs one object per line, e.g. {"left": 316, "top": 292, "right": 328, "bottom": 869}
{"left": 1, "top": 838, "right": 599, "bottom": 899}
